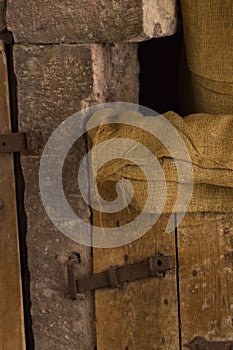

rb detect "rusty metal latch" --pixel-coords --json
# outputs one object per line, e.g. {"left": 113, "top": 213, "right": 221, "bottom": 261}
{"left": 184, "top": 336, "right": 233, "bottom": 350}
{"left": 0, "top": 132, "right": 42, "bottom": 154}
{"left": 67, "top": 254, "right": 173, "bottom": 300}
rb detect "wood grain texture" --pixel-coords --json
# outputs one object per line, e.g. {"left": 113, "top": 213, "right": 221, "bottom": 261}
{"left": 0, "top": 40, "right": 25, "bottom": 350}
{"left": 93, "top": 180, "right": 179, "bottom": 350}
{"left": 6, "top": 0, "right": 177, "bottom": 44}
{"left": 0, "top": 0, "right": 6, "bottom": 32}
{"left": 178, "top": 213, "right": 233, "bottom": 348}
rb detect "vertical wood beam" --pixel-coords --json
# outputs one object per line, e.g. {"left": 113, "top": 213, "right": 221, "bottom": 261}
{"left": 177, "top": 213, "right": 233, "bottom": 348}
{"left": 93, "top": 181, "right": 179, "bottom": 350}
{"left": 0, "top": 40, "right": 25, "bottom": 350}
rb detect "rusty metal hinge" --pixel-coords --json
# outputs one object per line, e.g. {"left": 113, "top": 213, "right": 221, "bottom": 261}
{"left": 67, "top": 254, "right": 173, "bottom": 300}
{"left": 0, "top": 132, "right": 42, "bottom": 154}
{"left": 184, "top": 336, "right": 233, "bottom": 350}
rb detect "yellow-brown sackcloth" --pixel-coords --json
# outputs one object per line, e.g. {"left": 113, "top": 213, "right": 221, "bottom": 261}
{"left": 89, "top": 110, "right": 233, "bottom": 213}
{"left": 181, "top": 0, "right": 233, "bottom": 114}
{"left": 89, "top": 0, "right": 233, "bottom": 214}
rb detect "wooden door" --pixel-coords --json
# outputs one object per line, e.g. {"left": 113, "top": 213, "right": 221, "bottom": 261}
{"left": 93, "top": 208, "right": 233, "bottom": 348}
{"left": 0, "top": 40, "right": 25, "bottom": 350}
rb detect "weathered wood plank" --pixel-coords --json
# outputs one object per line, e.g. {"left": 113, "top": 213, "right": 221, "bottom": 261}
{"left": 0, "top": 40, "right": 25, "bottom": 350}
{"left": 0, "top": 0, "right": 6, "bottom": 32}
{"left": 93, "top": 179, "right": 179, "bottom": 350}
{"left": 178, "top": 213, "right": 233, "bottom": 348}
{"left": 6, "top": 0, "right": 177, "bottom": 44}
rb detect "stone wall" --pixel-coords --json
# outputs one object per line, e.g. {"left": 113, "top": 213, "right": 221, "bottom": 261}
{"left": 5, "top": 1, "right": 177, "bottom": 349}
{"left": 7, "top": 0, "right": 177, "bottom": 43}
{"left": 14, "top": 43, "right": 138, "bottom": 349}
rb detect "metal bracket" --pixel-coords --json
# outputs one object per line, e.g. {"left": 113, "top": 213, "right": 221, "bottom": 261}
{"left": 67, "top": 254, "right": 173, "bottom": 300}
{"left": 0, "top": 133, "right": 28, "bottom": 153}
{"left": 0, "top": 132, "right": 42, "bottom": 154}
{"left": 184, "top": 336, "right": 233, "bottom": 350}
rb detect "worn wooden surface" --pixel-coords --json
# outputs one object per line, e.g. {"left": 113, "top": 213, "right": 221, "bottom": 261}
{"left": 6, "top": 0, "right": 177, "bottom": 44}
{"left": 0, "top": 40, "right": 25, "bottom": 350}
{"left": 178, "top": 213, "right": 233, "bottom": 348}
{"left": 93, "top": 179, "right": 179, "bottom": 350}
{"left": 93, "top": 196, "right": 233, "bottom": 349}
{"left": 0, "top": 0, "right": 6, "bottom": 32}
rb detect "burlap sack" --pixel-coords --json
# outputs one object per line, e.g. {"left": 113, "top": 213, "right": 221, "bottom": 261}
{"left": 181, "top": 0, "right": 233, "bottom": 113}
{"left": 89, "top": 110, "right": 233, "bottom": 213}
{"left": 89, "top": 2, "right": 233, "bottom": 214}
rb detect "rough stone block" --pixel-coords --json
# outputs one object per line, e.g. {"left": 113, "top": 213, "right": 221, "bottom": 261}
{"left": 14, "top": 44, "right": 93, "bottom": 133}
{"left": 14, "top": 43, "right": 139, "bottom": 348}
{"left": 14, "top": 43, "right": 139, "bottom": 133}
{"left": 21, "top": 157, "right": 94, "bottom": 350}
{"left": 7, "top": 0, "right": 177, "bottom": 44}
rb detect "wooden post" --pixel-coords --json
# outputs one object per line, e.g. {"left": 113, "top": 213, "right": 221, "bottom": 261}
{"left": 93, "top": 178, "right": 179, "bottom": 349}
{"left": 0, "top": 40, "right": 26, "bottom": 350}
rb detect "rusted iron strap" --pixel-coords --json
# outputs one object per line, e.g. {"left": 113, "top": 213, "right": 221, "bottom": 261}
{"left": 0, "top": 132, "right": 42, "bottom": 154}
{"left": 184, "top": 336, "right": 233, "bottom": 350}
{"left": 0, "top": 133, "right": 28, "bottom": 153}
{"left": 67, "top": 255, "right": 173, "bottom": 300}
